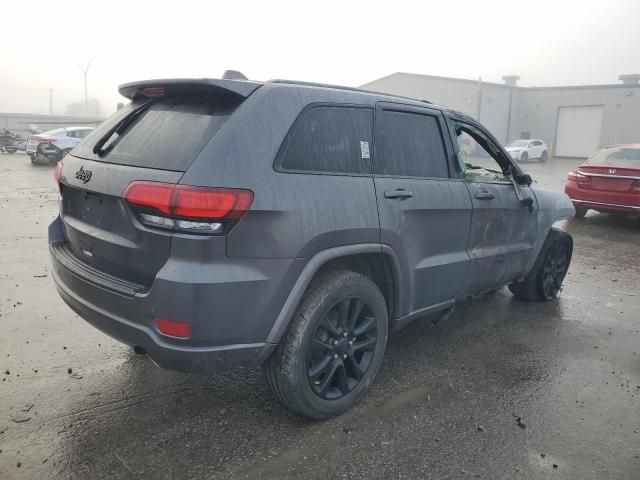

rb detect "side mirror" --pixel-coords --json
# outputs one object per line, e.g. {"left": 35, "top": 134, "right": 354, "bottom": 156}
{"left": 521, "top": 196, "right": 534, "bottom": 212}
{"left": 514, "top": 172, "right": 532, "bottom": 186}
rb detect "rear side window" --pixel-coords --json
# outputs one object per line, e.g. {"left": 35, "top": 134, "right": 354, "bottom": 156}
{"left": 73, "top": 94, "right": 241, "bottom": 171}
{"left": 375, "top": 110, "right": 449, "bottom": 178}
{"left": 278, "top": 106, "right": 373, "bottom": 174}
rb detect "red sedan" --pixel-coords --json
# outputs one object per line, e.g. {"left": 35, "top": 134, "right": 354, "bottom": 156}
{"left": 564, "top": 144, "right": 640, "bottom": 218}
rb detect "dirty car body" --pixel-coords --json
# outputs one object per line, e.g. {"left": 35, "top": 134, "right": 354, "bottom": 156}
{"left": 49, "top": 76, "right": 575, "bottom": 418}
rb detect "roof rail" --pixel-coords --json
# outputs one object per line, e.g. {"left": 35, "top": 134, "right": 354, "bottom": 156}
{"left": 268, "top": 79, "right": 432, "bottom": 105}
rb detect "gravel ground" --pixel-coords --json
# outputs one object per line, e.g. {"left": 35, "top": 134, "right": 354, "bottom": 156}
{"left": 0, "top": 153, "right": 638, "bottom": 479}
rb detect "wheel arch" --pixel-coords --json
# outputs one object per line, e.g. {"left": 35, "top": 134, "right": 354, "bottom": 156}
{"left": 524, "top": 186, "right": 575, "bottom": 275}
{"left": 265, "top": 244, "right": 403, "bottom": 344}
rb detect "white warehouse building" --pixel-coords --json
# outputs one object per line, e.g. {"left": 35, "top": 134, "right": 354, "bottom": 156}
{"left": 361, "top": 73, "right": 640, "bottom": 158}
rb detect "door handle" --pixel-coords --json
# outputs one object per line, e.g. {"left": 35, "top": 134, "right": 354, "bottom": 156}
{"left": 474, "top": 191, "right": 495, "bottom": 200}
{"left": 384, "top": 189, "right": 414, "bottom": 200}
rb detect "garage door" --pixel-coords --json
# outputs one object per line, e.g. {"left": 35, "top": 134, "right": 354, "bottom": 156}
{"left": 555, "top": 105, "right": 604, "bottom": 158}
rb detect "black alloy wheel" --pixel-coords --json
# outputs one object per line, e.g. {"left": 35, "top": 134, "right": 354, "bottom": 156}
{"left": 541, "top": 241, "right": 570, "bottom": 300}
{"left": 306, "top": 297, "right": 378, "bottom": 400}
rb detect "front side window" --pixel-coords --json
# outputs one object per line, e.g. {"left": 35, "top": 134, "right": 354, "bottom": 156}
{"left": 453, "top": 121, "right": 512, "bottom": 184}
{"left": 374, "top": 110, "right": 449, "bottom": 178}
{"left": 278, "top": 106, "right": 373, "bottom": 174}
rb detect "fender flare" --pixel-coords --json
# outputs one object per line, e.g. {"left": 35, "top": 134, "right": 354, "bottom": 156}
{"left": 265, "top": 243, "right": 403, "bottom": 344}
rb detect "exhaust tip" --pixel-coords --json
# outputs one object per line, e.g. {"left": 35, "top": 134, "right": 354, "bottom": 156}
{"left": 133, "top": 345, "right": 147, "bottom": 355}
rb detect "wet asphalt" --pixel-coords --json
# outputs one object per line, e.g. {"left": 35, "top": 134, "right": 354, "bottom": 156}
{"left": 0, "top": 153, "right": 638, "bottom": 479}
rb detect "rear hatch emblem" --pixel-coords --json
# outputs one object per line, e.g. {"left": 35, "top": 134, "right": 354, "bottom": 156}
{"left": 75, "top": 166, "right": 92, "bottom": 184}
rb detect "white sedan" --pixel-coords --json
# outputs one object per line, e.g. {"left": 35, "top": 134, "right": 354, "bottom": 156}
{"left": 26, "top": 126, "right": 94, "bottom": 164}
{"left": 506, "top": 139, "right": 548, "bottom": 162}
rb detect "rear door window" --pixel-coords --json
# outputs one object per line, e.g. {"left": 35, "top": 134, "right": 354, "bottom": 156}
{"left": 277, "top": 106, "right": 373, "bottom": 174}
{"left": 374, "top": 109, "right": 450, "bottom": 178}
{"left": 72, "top": 94, "right": 242, "bottom": 171}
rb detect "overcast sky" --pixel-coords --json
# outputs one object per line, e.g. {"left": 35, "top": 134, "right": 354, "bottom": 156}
{"left": 1, "top": 0, "right": 639, "bottom": 116}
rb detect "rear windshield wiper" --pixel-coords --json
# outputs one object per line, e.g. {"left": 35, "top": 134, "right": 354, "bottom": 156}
{"left": 92, "top": 100, "right": 153, "bottom": 156}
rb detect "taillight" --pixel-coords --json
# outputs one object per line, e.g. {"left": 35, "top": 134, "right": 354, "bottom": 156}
{"left": 576, "top": 172, "right": 591, "bottom": 184}
{"left": 38, "top": 136, "right": 56, "bottom": 144}
{"left": 54, "top": 161, "right": 63, "bottom": 186}
{"left": 569, "top": 170, "right": 591, "bottom": 184}
{"left": 123, "top": 181, "right": 253, "bottom": 235}
{"left": 153, "top": 318, "right": 191, "bottom": 338}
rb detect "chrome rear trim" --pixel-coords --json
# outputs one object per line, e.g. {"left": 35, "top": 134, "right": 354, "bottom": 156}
{"left": 577, "top": 170, "right": 640, "bottom": 180}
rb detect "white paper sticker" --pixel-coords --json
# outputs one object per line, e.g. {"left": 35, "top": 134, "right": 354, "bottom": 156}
{"left": 360, "top": 141, "right": 370, "bottom": 159}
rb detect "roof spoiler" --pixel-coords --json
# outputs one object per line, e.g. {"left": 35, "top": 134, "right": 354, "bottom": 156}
{"left": 118, "top": 78, "right": 262, "bottom": 100}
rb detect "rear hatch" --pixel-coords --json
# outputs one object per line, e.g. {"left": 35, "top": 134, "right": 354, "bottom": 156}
{"left": 56, "top": 79, "right": 260, "bottom": 288}
{"left": 576, "top": 146, "right": 640, "bottom": 206}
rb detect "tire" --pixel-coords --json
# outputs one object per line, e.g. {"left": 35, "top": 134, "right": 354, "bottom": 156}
{"left": 520, "top": 152, "right": 528, "bottom": 162}
{"left": 508, "top": 229, "right": 573, "bottom": 302}
{"left": 264, "top": 270, "right": 388, "bottom": 419}
{"left": 5, "top": 147, "right": 17, "bottom": 154}
{"left": 574, "top": 206, "right": 588, "bottom": 219}
{"left": 540, "top": 151, "right": 548, "bottom": 162}
{"left": 29, "top": 155, "right": 36, "bottom": 164}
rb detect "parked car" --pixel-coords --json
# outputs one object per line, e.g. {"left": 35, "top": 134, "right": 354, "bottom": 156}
{"left": 506, "top": 139, "right": 548, "bottom": 162}
{"left": 564, "top": 144, "right": 640, "bottom": 217}
{"left": 26, "top": 126, "right": 94, "bottom": 164}
{"left": 49, "top": 75, "right": 575, "bottom": 419}
{"left": 0, "top": 128, "right": 26, "bottom": 153}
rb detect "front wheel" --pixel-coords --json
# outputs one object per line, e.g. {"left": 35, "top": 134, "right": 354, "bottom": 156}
{"left": 540, "top": 151, "right": 548, "bottom": 162}
{"left": 509, "top": 229, "right": 573, "bottom": 301}
{"left": 265, "top": 270, "right": 388, "bottom": 419}
{"left": 520, "top": 152, "right": 528, "bottom": 162}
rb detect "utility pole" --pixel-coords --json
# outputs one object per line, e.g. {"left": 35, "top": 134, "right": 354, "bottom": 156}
{"left": 476, "top": 76, "right": 483, "bottom": 122}
{"left": 78, "top": 59, "right": 92, "bottom": 115}
{"left": 49, "top": 88, "right": 53, "bottom": 115}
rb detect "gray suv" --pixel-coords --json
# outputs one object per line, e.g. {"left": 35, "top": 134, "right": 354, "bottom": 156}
{"left": 49, "top": 75, "right": 575, "bottom": 419}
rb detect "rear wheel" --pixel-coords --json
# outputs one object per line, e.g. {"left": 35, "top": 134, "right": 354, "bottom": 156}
{"left": 29, "top": 154, "right": 36, "bottom": 164}
{"left": 5, "top": 147, "right": 17, "bottom": 154}
{"left": 540, "top": 151, "right": 548, "bottom": 162}
{"left": 520, "top": 152, "right": 528, "bottom": 162}
{"left": 509, "top": 229, "right": 573, "bottom": 301}
{"left": 574, "top": 206, "right": 588, "bottom": 219}
{"left": 265, "top": 270, "right": 388, "bottom": 419}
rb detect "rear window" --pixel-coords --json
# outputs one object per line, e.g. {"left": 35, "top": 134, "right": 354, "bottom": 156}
{"left": 586, "top": 147, "right": 640, "bottom": 166}
{"left": 73, "top": 94, "right": 242, "bottom": 171}
{"left": 277, "top": 106, "right": 373, "bottom": 174}
{"left": 374, "top": 110, "right": 449, "bottom": 178}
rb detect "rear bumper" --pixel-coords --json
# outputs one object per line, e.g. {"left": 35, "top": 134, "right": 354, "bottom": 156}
{"left": 571, "top": 198, "right": 640, "bottom": 213}
{"left": 564, "top": 182, "right": 639, "bottom": 214}
{"left": 53, "top": 273, "right": 274, "bottom": 373}
{"left": 48, "top": 216, "right": 297, "bottom": 374}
